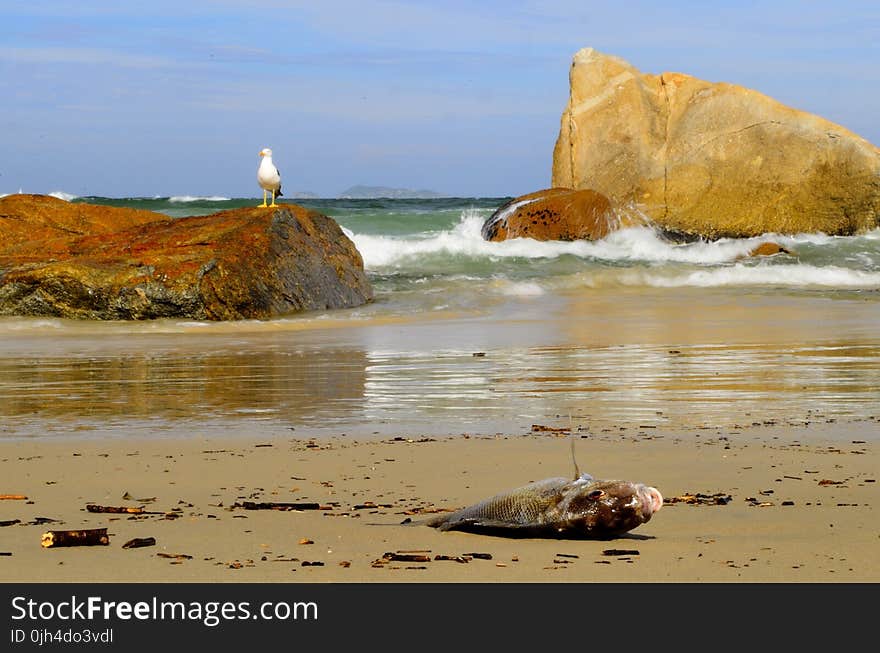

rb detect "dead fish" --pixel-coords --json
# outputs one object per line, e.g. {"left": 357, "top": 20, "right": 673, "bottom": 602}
{"left": 423, "top": 435, "right": 662, "bottom": 539}
{"left": 423, "top": 473, "right": 662, "bottom": 539}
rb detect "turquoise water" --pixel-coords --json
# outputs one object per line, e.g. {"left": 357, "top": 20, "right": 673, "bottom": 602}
{"left": 68, "top": 195, "right": 880, "bottom": 314}
{"left": 1, "top": 195, "right": 878, "bottom": 440}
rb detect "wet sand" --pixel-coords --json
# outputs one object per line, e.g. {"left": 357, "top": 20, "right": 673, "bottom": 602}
{"left": 3, "top": 286, "right": 880, "bottom": 441}
{"left": 1, "top": 419, "right": 876, "bottom": 583}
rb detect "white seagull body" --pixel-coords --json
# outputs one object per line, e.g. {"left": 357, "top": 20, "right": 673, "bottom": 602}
{"left": 257, "top": 148, "right": 283, "bottom": 207}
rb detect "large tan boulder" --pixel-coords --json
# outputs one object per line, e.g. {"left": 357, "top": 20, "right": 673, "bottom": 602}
{"left": 0, "top": 194, "right": 373, "bottom": 320}
{"left": 552, "top": 48, "right": 880, "bottom": 238}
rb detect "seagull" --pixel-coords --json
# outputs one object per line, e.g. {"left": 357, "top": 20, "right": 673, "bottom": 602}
{"left": 257, "top": 147, "right": 283, "bottom": 207}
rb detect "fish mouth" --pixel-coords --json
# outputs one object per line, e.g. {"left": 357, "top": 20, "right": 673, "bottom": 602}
{"left": 639, "top": 485, "right": 664, "bottom": 517}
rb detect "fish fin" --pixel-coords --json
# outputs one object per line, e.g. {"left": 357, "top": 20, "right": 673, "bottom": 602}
{"left": 570, "top": 426, "right": 580, "bottom": 480}
{"left": 365, "top": 516, "right": 428, "bottom": 527}
{"left": 433, "top": 518, "right": 560, "bottom": 538}
{"left": 422, "top": 515, "right": 486, "bottom": 532}
{"left": 431, "top": 517, "right": 530, "bottom": 532}
{"left": 433, "top": 519, "right": 473, "bottom": 532}
{"left": 569, "top": 425, "right": 593, "bottom": 481}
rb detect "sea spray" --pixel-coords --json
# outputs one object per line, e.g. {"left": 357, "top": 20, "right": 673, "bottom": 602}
{"left": 47, "top": 191, "right": 78, "bottom": 201}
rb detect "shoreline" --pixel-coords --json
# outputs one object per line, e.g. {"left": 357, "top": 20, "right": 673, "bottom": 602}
{"left": 1, "top": 419, "right": 876, "bottom": 583}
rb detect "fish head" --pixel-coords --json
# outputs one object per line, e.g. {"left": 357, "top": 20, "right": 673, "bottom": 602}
{"left": 557, "top": 478, "right": 663, "bottom": 537}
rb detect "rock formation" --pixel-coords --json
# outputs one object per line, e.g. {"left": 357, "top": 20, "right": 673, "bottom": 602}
{"left": 0, "top": 194, "right": 373, "bottom": 320}
{"left": 747, "top": 242, "right": 792, "bottom": 258}
{"left": 481, "top": 188, "right": 643, "bottom": 241}
{"left": 552, "top": 48, "right": 880, "bottom": 238}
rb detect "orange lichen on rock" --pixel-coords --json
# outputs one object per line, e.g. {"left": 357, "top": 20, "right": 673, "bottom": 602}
{"left": 0, "top": 195, "right": 372, "bottom": 320}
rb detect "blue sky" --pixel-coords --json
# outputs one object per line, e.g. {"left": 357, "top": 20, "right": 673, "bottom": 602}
{"left": 2, "top": 1, "right": 878, "bottom": 198}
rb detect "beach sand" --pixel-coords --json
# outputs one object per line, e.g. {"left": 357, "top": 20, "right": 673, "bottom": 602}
{"left": 1, "top": 419, "right": 876, "bottom": 583}
{"left": 2, "top": 285, "right": 878, "bottom": 584}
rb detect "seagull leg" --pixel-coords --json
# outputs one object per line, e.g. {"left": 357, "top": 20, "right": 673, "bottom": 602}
{"left": 259, "top": 190, "right": 268, "bottom": 207}
{"left": 270, "top": 189, "right": 277, "bottom": 207}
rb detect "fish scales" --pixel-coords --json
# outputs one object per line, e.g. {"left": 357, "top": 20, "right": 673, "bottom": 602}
{"left": 441, "top": 477, "right": 571, "bottom": 526}
{"left": 424, "top": 474, "right": 663, "bottom": 539}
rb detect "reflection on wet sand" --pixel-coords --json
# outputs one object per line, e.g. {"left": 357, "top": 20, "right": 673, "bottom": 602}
{"left": 2, "top": 339, "right": 878, "bottom": 439}
{"left": 1, "top": 286, "right": 878, "bottom": 439}
{"left": 484, "top": 341, "right": 880, "bottom": 430}
{"left": 0, "top": 348, "right": 368, "bottom": 434}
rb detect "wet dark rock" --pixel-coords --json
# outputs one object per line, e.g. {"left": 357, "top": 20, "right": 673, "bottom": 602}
{"left": 481, "top": 188, "right": 634, "bottom": 242}
{"left": 0, "top": 194, "right": 373, "bottom": 320}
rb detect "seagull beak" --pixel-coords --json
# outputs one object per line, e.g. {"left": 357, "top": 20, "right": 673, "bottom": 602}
{"left": 259, "top": 151, "right": 265, "bottom": 157}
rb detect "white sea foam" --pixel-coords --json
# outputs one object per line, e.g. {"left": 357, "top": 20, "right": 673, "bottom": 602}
{"left": 168, "top": 195, "right": 231, "bottom": 203}
{"left": 48, "top": 191, "right": 78, "bottom": 201}
{"left": 0, "top": 319, "right": 65, "bottom": 332}
{"left": 779, "top": 228, "right": 880, "bottom": 246}
{"left": 497, "top": 281, "right": 545, "bottom": 296}
{"left": 601, "top": 264, "right": 880, "bottom": 289}
{"left": 352, "top": 211, "right": 778, "bottom": 268}
{"left": 351, "top": 210, "right": 490, "bottom": 266}
{"left": 488, "top": 196, "right": 541, "bottom": 224}
{"left": 346, "top": 210, "right": 880, "bottom": 290}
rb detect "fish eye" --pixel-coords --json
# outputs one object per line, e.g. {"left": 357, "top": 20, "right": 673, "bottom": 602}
{"left": 587, "top": 489, "right": 605, "bottom": 499}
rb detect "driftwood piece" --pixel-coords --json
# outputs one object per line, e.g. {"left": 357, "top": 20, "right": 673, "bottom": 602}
{"left": 232, "top": 501, "right": 330, "bottom": 511}
{"left": 0, "top": 494, "right": 28, "bottom": 500}
{"left": 530, "top": 424, "right": 571, "bottom": 433}
{"left": 664, "top": 492, "right": 732, "bottom": 505}
{"left": 29, "top": 517, "right": 60, "bottom": 525}
{"left": 1, "top": 519, "right": 21, "bottom": 527}
{"left": 463, "top": 552, "right": 493, "bottom": 560}
{"left": 383, "top": 552, "right": 432, "bottom": 563}
{"left": 122, "top": 537, "right": 156, "bottom": 549}
{"left": 86, "top": 504, "right": 160, "bottom": 515}
{"left": 41, "top": 528, "right": 110, "bottom": 548}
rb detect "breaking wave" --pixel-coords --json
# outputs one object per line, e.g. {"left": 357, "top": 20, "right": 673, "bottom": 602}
{"left": 47, "top": 191, "right": 78, "bottom": 201}
{"left": 347, "top": 210, "right": 880, "bottom": 290}
{"left": 168, "top": 195, "right": 232, "bottom": 203}
{"left": 571, "top": 264, "right": 880, "bottom": 289}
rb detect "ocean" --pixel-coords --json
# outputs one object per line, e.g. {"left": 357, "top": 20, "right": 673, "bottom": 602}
{"left": 1, "top": 194, "right": 879, "bottom": 441}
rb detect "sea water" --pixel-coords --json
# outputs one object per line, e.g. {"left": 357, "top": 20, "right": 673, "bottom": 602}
{"left": 1, "top": 194, "right": 878, "bottom": 440}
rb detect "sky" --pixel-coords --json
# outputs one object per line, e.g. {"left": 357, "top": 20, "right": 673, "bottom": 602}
{"left": 2, "top": 1, "right": 878, "bottom": 198}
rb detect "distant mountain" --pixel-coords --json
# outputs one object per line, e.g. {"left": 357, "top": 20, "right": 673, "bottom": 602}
{"left": 337, "top": 185, "right": 447, "bottom": 199}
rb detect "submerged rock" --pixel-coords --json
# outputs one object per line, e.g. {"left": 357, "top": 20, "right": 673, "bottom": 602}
{"left": 481, "top": 188, "right": 644, "bottom": 242}
{"left": 0, "top": 194, "right": 373, "bottom": 320}
{"left": 552, "top": 48, "right": 880, "bottom": 239}
{"left": 747, "top": 242, "right": 792, "bottom": 258}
